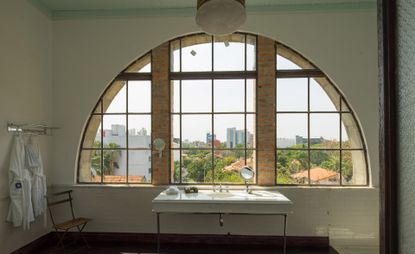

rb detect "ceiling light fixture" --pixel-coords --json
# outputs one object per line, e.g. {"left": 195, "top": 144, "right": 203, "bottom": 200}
{"left": 196, "top": 0, "right": 246, "bottom": 36}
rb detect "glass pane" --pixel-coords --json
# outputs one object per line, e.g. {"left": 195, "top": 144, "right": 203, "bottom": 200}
{"left": 310, "top": 113, "right": 340, "bottom": 148}
{"left": 182, "top": 35, "right": 212, "bottom": 72}
{"left": 214, "top": 114, "right": 244, "bottom": 149}
{"left": 182, "top": 115, "right": 212, "bottom": 148}
{"left": 170, "top": 39, "right": 181, "bottom": 72}
{"left": 182, "top": 80, "right": 212, "bottom": 112}
{"left": 246, "top": 114, "right": 255, "bottom": 148}
{"left": 276, "top": 150, "right": 309, "bottom": 184}
{"left": 310, "top": 78, "right": 339, "bottom": 112}
{"left": 277, "top": 55, "right": 302, "bottom": 70}
{"left": 246, "top": 79, "right": 256, "bottom": 112}
{"left": 214, "top": 79, "right": 244, "bottom": 112}
{"left": 103, "top": 149, "right": 126, "bottom": 183}
{"left": 128, "top": 81, "right": 151, "bottom": 113}
{"left": 103, "top": 115, "right": 126, "bottom": 148}
{"left": 171, "top": 149, "right": 180, "bottom": 183}
{"left": 342, "top": 150, "right": 367, "bottom": 185}
{"left": 277, "top": 78, "right": 308, "bottom": 111}
{"left": 103, "top": 81, "right": 126, "bottom": 113}
{"left": 247, "top": 150, "right": 256, "bottom": 174}
{"left": 171, "top": 80, "right": 180, "bottom": 113}
{"left": 246, "top": 35, "right": 256, "bottom": 71}
{"left": 171, "top": 115, "right": 180, "bottom": 148}
{"left": 214, "top": 34, "right": 245, "bottom": 71}
{"left": 128, "top": 150, "right": 151, "bottom": 183}
{"left": 78, "top": 150, "right": 101, "bottom": 183}
{"left": 277, "top": 114, "right": 307, "bottom": 148}
{"left": 213, "top": 150, "right": 245, "bottom": 184}
{"left": 276, "top": 44, "right": 314, "bottom": 70}
{"left": 82, "top": 115, "right": 102, "bottom": 148}
{"left": 128, "top": 115, "right": 151, "bottom": 148}
{"left": 342, "top": 113, "right": 363, "bottom": 149}
{"left": 182, "top": 150, "right": 212, "bottom": 183}
{"left": 125, "top": 53, "right": 151, "bottom": 73}
{"left": 310, "top": 150, "right": 340, "bottom": 185}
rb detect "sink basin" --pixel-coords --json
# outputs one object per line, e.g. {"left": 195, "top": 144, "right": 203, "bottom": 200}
{"left": 206, "top": 192, "right": 234, "bottom": 198}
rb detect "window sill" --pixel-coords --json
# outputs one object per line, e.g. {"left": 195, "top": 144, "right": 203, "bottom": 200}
{"left": 54, "top": 183, "right": 377, "bottom": 191}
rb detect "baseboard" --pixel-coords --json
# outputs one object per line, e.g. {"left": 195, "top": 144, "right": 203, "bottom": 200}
{"left": 10, "top": 233, "right": 55, "bottom": 254}
{"left": 11, "top": 232, "right": 329, "bottom": 253}
{"left": 78, "top": 232, "right": 329, "bottom": 248}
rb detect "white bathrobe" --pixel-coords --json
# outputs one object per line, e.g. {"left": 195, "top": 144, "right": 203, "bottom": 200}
{"left": 7, "top": 135, "right": 34, "bottom": 230}
{"left": 25, "top": 137, "right": 47, "bottom": 220}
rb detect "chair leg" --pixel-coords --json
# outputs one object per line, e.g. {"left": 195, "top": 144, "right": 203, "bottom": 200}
{"left": 76, "top": 223, "right": 90, "bottom": 249}
{"left": 54, "top": 230, "right": 68, "bottom": 254}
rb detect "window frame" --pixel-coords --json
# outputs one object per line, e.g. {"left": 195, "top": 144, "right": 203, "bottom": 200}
{"left": 169, "top": 33, "right": 258, "bottom": 185}
{"left": 77, "top": 53, "right": 153, "bottom": 185}
{"left": 275, "top": 43, "right": 369, "bottom": 186}
{"left": 77, "top": 33, "right": 370, "bottom": 187}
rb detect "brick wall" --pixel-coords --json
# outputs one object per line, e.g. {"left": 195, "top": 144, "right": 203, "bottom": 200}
{"left": 151, "top": 42, "right": 170, "bottom": 185}
{"left": 256, "top": 36, "right": 276, "bottom": 185}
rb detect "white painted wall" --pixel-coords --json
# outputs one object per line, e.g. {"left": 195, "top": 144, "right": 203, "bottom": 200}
{"left": 50, "top": 9, "right": 379, "bottom": 251}
{"left": 0, "top": 1, "right": 53, "bottom": 253}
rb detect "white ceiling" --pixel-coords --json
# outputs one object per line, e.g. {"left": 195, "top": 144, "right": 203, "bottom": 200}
{"left": 30, "top": 0, "right": 376, "bottom": 19}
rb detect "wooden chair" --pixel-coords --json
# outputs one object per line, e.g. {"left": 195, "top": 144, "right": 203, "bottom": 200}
{"left": 46, "top": 190, "right": 92, "bottom": 253}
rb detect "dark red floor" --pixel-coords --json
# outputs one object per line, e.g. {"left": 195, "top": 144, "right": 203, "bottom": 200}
{"left": 38, "top": 242, "right": 339, "bottom": 254}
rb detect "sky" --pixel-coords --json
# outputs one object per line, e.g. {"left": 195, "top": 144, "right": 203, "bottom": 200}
{"left": 99, "top": 40, "right": 350, "bottom": 144}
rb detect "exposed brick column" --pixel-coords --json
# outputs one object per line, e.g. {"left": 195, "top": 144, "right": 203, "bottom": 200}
{"left": 257, "top": 36, "right": 276, "bottom": 185}
{"left": 151, "top": 42, "right": 170, "bottom": 185}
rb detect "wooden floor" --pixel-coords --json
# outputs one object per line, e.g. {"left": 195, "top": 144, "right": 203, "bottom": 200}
{"left": 38, "top": 242, "right": 339, "bottom": 254}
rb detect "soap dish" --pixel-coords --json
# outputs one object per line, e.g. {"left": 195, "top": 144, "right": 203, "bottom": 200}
{"left": 184, "top": 186, "right": 198, "bottom": 193}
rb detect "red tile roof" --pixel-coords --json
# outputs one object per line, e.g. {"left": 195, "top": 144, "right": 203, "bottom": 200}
{"left": 291, "top": 167, "right": 338, "bottom": 182}
{"left": 93, "top": 175, "right": 147, "bottom": 183}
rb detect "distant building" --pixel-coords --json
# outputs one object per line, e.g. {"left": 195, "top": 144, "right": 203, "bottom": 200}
{"left": 111, "top": 124, "right": 125, "bottom": 136}
{"left": 206, "top": 132, "right": 216, "bottom": 144}
{"left": 100, "top": 125, "right": 151, "bottom": 182}
{"left": 295, "top": 135, "right": 324, "bottom": 145}
{"left": 226, "top": 128, "right": 252, "bottom": 148}
{"left": 277, "top": 138, "right": 296, "bottom": 148}
{"left": 291, "top": 167, "right": 339, "bottom": 184}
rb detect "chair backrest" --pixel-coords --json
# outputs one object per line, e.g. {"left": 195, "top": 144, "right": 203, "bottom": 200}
{"left": 46, "top": 190, "right": 76, "bottom": 226}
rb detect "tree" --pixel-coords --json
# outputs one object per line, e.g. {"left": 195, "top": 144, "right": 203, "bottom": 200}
{"left": 90, "top": 141, "right": 121, "bottom": 177}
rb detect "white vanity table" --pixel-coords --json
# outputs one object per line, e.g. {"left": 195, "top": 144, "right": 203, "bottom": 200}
{"left": 152, "top": 189, "right": 293, "bottom": 254}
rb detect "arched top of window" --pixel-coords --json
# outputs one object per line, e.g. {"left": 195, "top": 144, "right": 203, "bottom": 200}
{"left": 78, "top": 32, "right": 369, "bottom": 186}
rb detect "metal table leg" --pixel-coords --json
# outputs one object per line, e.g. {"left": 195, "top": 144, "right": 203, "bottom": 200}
{"left": 283, "top": 214, "right": 287, "bottom": 254}
{"left": 157, "top": 213, "right": 160, "bottom": 254}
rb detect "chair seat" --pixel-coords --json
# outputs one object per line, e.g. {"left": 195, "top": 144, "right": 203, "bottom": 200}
{"left": 54, "top": 217, "right": 91, "bottom": 231}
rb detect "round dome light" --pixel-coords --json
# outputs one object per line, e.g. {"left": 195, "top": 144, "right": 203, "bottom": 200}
{"left": 196, "top": 0, "right": 246, "bottom": 36}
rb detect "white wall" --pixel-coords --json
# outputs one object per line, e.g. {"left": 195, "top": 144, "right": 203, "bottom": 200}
{"left": 0, "top": 1, "right": 53, "bottom": 253}
{"left": 50, "top": 9, "right": 379, "bottom": 251}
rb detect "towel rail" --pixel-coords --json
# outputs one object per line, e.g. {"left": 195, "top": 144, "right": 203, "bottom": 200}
{"left": 7, "top": 122, "right": 59, "bottom": 136}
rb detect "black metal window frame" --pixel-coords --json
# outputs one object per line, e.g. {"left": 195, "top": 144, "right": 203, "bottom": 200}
{"left": 169, "top": 33, "right": 258, "bottom": 185}
{"left": 77, "top": 53, "right": 153, "bottom": 184}
{"left": 275, "top": 43, "right": 369, "bottom": 186}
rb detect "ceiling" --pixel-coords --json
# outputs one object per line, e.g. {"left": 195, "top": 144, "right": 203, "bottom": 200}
{"left": 30, "top": 0, "right": 376, "bottom": 19}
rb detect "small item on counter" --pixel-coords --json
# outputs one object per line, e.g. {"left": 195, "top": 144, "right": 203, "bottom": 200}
{"left": 165, "top": 185, "right": 180, "bottom": 195}
{"left": 184, "top": 186, "right": 198, "bottom": 193}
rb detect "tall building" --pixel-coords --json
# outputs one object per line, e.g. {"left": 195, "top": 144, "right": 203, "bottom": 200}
{"left": 227, "top": 127, "right": 237, "bottom": 148}
{"left": 226, "top": 128, "right": 252, "bottom": 148}
{"left": 206, "top": 132, "right": 216, "bottom": 144}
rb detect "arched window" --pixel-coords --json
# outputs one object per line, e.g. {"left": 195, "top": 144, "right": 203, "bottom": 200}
{"left": 275, "top": 44, "right": 368, "bottom": 186}
{"left": 78, "top": 54, "right": 152, "bottom": 184}
{"left": 78, "top": 32, "right": 368, "bottom": 186}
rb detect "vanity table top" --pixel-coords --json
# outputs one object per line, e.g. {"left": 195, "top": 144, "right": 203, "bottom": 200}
{"left": 152, "top": 189, "right": 293, "bottom": 214}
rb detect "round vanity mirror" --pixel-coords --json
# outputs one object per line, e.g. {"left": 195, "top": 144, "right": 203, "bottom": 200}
{"left": 240, "top": 166, "right": 254, "bottom": 181}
